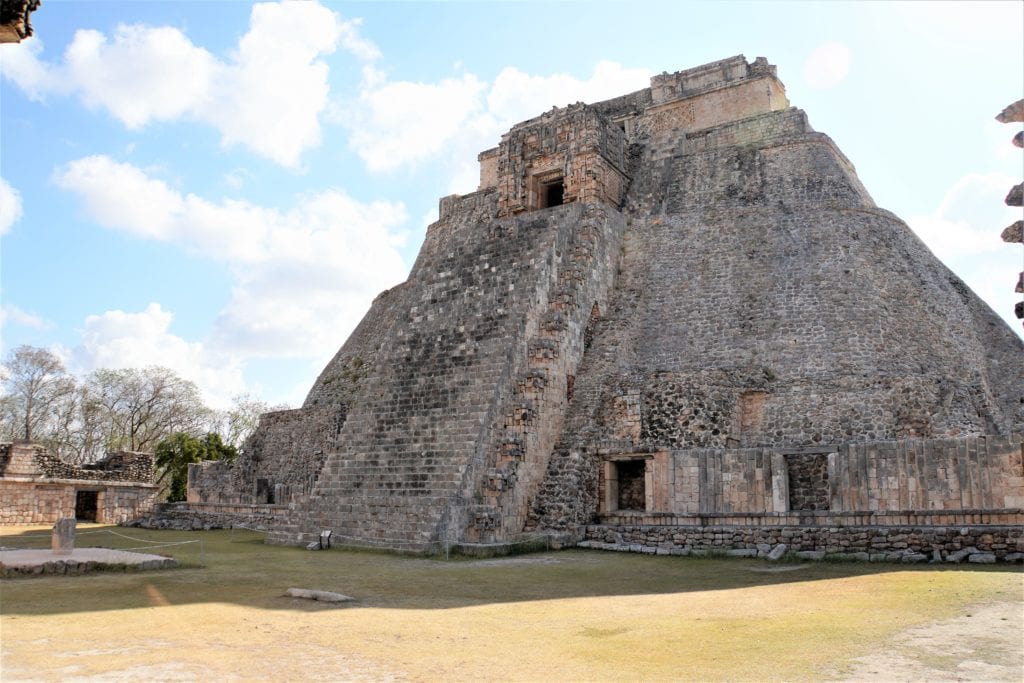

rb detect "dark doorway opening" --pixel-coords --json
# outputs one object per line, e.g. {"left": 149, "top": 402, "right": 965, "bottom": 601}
{"left": 616, "top": 460, "right": 646, "bottom": 511}
{"left": 543, "top": 178, "right": 564, "bottom": 208}
{"left": 785, "top": 453, "right": 830, "bottom": 511}
{"left": 256, "top": 478, "right": 274, "bottom": 504}
{"left": 75, "top": 490, "right": 99, "bottom": 521}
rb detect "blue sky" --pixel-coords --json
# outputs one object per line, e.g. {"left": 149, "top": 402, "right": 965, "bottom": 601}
{"left": 1, "top": 1, "right": 1022, "bottom": 408}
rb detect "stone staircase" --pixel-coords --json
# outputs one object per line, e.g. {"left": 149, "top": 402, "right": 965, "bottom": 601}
{"left": 463, "top": 204, "right": 627, "bottom": 544}
{"left": 269, "top": 207, "right": 572, "bottom": 551}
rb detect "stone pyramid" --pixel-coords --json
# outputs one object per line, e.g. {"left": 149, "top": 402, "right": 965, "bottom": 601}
{"left": 190, "top": 56, "right": 1023, "bottom": 557}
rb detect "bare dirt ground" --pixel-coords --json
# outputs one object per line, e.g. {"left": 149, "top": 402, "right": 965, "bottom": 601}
{"left": 1, "top": 526, "right": 1021, "bottom": 682}
{"left": 835, "top": 600, "right": 1024, "bottom": 682}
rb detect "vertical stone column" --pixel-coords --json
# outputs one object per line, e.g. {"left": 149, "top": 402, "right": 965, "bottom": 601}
{"left": 770, "top": 452, "right": 788, "bottom": 512}
{"left": 52, "top": 517, "right": 75, "bottom": 556}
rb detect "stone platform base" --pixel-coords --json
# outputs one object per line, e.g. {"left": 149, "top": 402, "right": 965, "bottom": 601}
{"left": 580, "top": 524, "right": 1024, "bottom": 564}
{"left": 0, "top": 548, "right": 178, "bottom": 578}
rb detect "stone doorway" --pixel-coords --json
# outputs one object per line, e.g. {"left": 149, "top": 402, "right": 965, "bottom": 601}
{"left": 785, "top": 453, "right": 830, "bottom": 511}
{"left": 75, "top": 490, "right": 99, "bottom": 521}
{"left": 600, "top": 452, "right": 668, "bottom": 515}
{"left": 616, "top": 460, "right": 646, "bottom": 510}
{"left": 542, "top": 177, "right": 565, "bottom": 208}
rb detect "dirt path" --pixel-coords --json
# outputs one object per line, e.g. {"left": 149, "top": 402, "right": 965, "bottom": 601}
{"left": 835, "top": 600, "right": 1024, "bottom": 682}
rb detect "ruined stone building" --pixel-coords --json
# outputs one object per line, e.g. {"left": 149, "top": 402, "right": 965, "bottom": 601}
{"left": 186, "top": 56, "right": 1024, "bottom": 560}
{"left": 996, "top": 98, "right": 1023, "bottom": 330}
{"left": 0, "top": 442, "right": 158, "bottom": 524}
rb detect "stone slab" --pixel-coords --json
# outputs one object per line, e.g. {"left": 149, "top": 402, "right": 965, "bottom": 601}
{"left": 0, "top": 547, "right": 177, "bottom": 577}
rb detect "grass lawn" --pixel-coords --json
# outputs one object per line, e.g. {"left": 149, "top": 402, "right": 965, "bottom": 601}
{"left": 1, "top": 524, "right": 1021, "bottom": 681}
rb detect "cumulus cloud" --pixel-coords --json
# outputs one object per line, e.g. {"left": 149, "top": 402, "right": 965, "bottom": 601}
{"left": 802, "top": 42, "right": 851, "bottom": 89}
{"left": 0, "top": 177, "right": 24, "bottom": 235}
{"left": 1, "top": 2, "right": 374, "bottom": 167}
{"left": 343, "top": 74, "right": 488, "bottom": 172}
{"left": 0, "top": 303, "right": 53, "bottom": 331}
{"left": 337, "top": 60, "right": 651, "bottom": 186}
{"left": 908, "top": 172, "right": 1023, "bottom": 337}
{"left": 71, "top": 303, "right": 247, "bottom": 408}
{"left": 488, "top": 61, "right": 651, "bottom": 125}
{"left": 55, "top": 155, "right": 409, "bottom": 363}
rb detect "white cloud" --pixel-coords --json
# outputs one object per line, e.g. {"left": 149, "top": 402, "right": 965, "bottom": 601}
{"left": 0, "top": 177, "right": 24, "bottom": 235}
{"left": 344, "top": 74, "right": 488, "bottom": 172}
{"left": 338, "top": 60, "right": 651, "bottom": 185}
{"left": 488, "top": 61, "right": 651, "bottom": 125}
{"left": 53, "top": 156, "right": 184, "bottom": 241}
{"left": 909, "top": 172, "right": 1017, "bottom": 259}
{"left": 63, "top": 26, "right": 216, "bottom": 129}
{"left": 803, "top": 42, "right": 851, "bottom": 89}
{"left": 72, "top": 303, "right": 246, "bottom": 408}
{"left": 908, "top": 172, "right": 1023, "bottom": 337}
{"left": 336, "top": 16, "right": 382, "bottom": 62}
{"left": 1, "top": 2, "right": 376, "bottom": 167}
{"left": 222, "top": 168, "right": 251, "bottom": 190}
{"left": 0, "top": 37, "right": 63, "bottom": 99}
{"left": 0, "top": 303, "right": 53, "bottom": 331}
{"left": 55, "top": 155, "right": 409, "bottom": 363}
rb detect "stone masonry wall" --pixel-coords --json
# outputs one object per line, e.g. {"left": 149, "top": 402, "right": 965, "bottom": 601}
{"left": 193, "top": 56, "right": 1024, "bottom": 552}
{"left": 496, "top": 105, "right": 627, "bottom": 216}
{"left": 188, "top": 459, "right": 235, "bottom": 503}
{"left": 136, "top": 502, "right": 288, "bottom": 531}
{"left": 0, "top": 479, "right": 157, "bottom": 524}
{"left": 531, "top": 92, "right": 1024, "bottom": 530}
{"left": 460, "top": 202, "right": 627, "bottom": 544}
{"left": 271, "top": 198, "right": 608, "bottom": 550}
{"left": 538, "top": 435, "right": 1022, "bottom": 531}
{"left": 581, "top": 524, "right": 1024, "bottom": 563}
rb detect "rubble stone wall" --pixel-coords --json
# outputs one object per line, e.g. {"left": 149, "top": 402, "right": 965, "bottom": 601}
{"left": 0, "top": 442, "right": 154, "bottom": 483}
{"left": 137, "top": 502, "right": 288, "bottom": 531}
{"left": 582, "top": 522, "right": 1024, "bottom": 563}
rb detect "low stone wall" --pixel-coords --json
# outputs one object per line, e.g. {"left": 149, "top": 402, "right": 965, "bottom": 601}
{"left": 0, "top": 478, "right": 157, "bottom": 525}
{"left": 581, "top": 523, "right": 1024, "bottom": 563}
{"left": 134, "top": 502, "right": 289, "bottom": 531}
{"left": 597, "top": 508, "right": 1024, "bottom": 527}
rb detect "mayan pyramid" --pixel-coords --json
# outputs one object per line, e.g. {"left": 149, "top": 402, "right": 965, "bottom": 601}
{"left": 187, "top": 56, "right": 1023, "bottom": 556}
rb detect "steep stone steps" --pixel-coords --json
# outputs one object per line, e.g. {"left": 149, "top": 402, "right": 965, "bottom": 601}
{"left": 463, "top": 205, "right": 626, "bottom": 543}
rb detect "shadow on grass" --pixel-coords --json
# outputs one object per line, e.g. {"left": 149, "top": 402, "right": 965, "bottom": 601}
{"left": 1, "top": 525, "right": 1020, "bottom": 617}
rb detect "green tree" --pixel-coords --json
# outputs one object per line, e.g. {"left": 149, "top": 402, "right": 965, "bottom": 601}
{"left": 155, "top": 431, "right": 237, "bottom": 502}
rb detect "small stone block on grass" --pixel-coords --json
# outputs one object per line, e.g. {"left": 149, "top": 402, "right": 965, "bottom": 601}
{"left": 286, "top": 588, "right": 354, "bottom": 603}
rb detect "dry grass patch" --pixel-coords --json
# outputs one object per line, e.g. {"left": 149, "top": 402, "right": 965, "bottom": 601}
{"left": 1, "top": 525, "right": 1021, "bottom": 681}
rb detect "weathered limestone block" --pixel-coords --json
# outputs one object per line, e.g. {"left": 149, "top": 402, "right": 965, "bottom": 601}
{"left": 52, "top": 517, "right": 75, "bottom": 555}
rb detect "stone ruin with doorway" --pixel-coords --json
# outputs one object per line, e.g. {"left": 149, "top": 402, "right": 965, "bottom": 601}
{"left": 0, "top": 442, "right": 158, "bottom": 524}
{"left": 179, "top": 55, "right": 1024, "bottom": 562}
